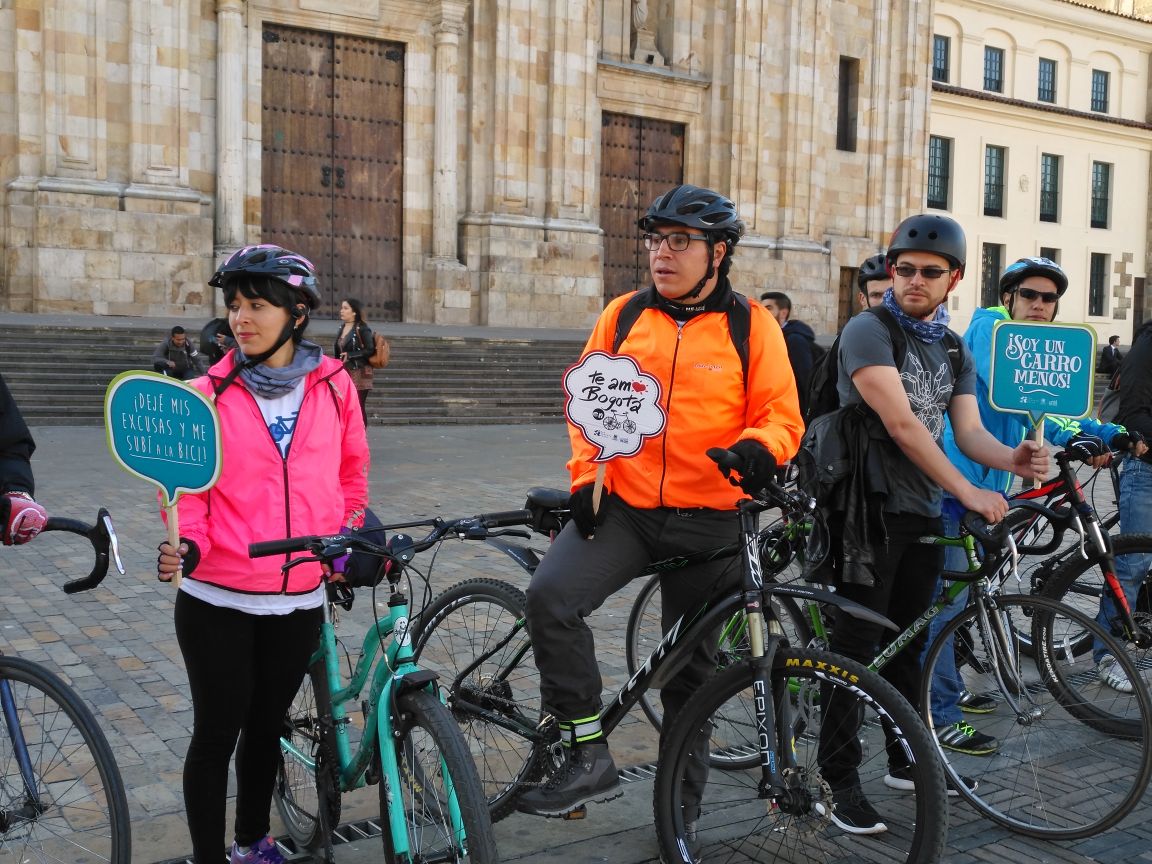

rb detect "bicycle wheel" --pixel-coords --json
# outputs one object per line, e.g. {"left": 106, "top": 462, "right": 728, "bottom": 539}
{"left": 411, "top": 578, "right": 546, "bottom": 822}
{"left": 1034, "top": 533, "right": 1152, "bottom": 674}
{"left": 921, "top": 593, "right": 1152, "bottom": 838}
{"left": 626, "top": 572, "right": 811, "bottom": 735}
{"left": 0, "top": 655, "right": 130, "bottom": 863}
{"left": 655, "top": 648, "right": 947, "bottom": 864}
{"left": 380, "top": 688, "right": 499, "bottom": 864}
{"left": 274, "top": 660, "right": 342, "bottom": 849}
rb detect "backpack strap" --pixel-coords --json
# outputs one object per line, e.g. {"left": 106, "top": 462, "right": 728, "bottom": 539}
{"left": 870, "top": 304, "right": 963, "bottom": 382}
{"left": 611, "top": 286, "right": 751, "bottom": 385}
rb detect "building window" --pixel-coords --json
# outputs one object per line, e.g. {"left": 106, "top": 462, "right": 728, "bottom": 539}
{"left": 981, "top": 244, "right": 1004, "bottom": 307}
{"left": 836, "top": 56, "right": 859, "bottom": 152}
{"left": 984, "top": 47, "right": 1004, "bottom": 93}
{"left": 1039, "top": 153, "right": 1060, "bottom": 222}
{"left": 1039, "top": 247, "right": 1059, "bottom": 263}
{"left": 927, "top": 136, "right": 951, "bottom": 210}
{"left": 1091, "top": 162, "right": 1112, "bottom": 229}
{"left": 984, "top": 145, "right": 1006, "bottom": 217}
{"left": 1038, "top": 58, "right": 1057, "bottom": 103}
{"left": 1091, "top": 69, "right": 1110, "bottom": 113}
{"left": 1089, "top": 253, "right": 1109, "bottom": 317}
{"left": 933, "top": 35, "right": 950, "bottom": 83}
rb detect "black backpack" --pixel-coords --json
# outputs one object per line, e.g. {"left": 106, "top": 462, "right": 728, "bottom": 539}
{"left": 803, "top": 305, "right": 962, "bottom": 426}
{"left": 612, "top": 288, "right": 752, "bottom": 385}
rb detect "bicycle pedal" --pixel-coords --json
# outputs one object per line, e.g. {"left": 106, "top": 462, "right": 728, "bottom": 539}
{"left": 562, "top": 805, "right": 587, "bottom": 820}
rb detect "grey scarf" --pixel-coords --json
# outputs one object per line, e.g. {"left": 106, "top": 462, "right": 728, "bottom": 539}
{"left": 238, "top": 341, "right": 323, "bottom": 398}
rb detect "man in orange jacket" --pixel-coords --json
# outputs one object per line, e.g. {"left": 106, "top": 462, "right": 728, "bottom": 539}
{"left": 518, "top": 184, "right": 803, "bottom": 819}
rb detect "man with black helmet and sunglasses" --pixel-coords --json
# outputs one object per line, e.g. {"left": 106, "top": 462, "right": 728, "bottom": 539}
{"left": 518, "top": 184, "right": 803, "bottom": 820}
{"left": 815, "top": 216, "right": 1050, "bottom": 836}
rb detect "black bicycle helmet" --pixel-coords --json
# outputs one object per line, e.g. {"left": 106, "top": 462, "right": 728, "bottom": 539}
{"left": 638, "top": 184, "right": 745, "bottom": 246}
{"left": 209, "top": 244, "right": 321, "bottom": 309}
{"left": 856, "top": 253, "right": 889, "bottom": 290}
{"left": 885, "top": 214, "right": 966, "bottom": 276}
{"left": 998, "top": 256, "right": 1068, "bottom": 297}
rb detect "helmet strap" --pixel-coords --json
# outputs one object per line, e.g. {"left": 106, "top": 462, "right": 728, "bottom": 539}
{"left": 665, "top": 239, "right": 718, "bottom": 303}
{"left": 211, "top": 320, "right": 298, "bottom": 398}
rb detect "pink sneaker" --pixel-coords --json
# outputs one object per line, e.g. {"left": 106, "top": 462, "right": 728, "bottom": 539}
{"left": 229, "top": 835, "right": 285, "bottom": 864}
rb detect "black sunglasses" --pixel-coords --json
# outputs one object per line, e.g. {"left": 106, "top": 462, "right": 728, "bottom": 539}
{"left": 892, "top": 264, "right": 951, "bottom": 280}
{"left": 1017, "top": 287, "right": 1060, "bottom": 303}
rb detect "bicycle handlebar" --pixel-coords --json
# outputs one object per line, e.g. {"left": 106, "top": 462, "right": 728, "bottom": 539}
{"left": 704, "top": 447, "right": 812, "bottom": 515}
{"left": 39, "top": 508, "right": 125, "bottom": 594}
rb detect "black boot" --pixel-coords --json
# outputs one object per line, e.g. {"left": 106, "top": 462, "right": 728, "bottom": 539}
{"left": 516, "top": 739, "right": 622, "bottom": 816}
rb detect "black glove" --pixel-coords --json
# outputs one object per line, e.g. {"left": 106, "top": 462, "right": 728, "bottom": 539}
{"left": 1110, "top": 430, "right": 1144, "bottom": 453}
{"left": 567, "top": 484, "right": 606, "bottom": 539}
{"left": 1067, "top": 433, "right": 1106, "bottom": 461}
{"left": 724, "top": 440, "right": 777, "bottom": 495}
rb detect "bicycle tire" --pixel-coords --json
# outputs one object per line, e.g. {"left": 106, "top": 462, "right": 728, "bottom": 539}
{"left": 274, "top": 660, "right": 342, "bottom": 850}
{"left": 625, "top": 572, "right": 811, "bottom": 737}
{"left": 1033, "top": 533, "right": 1152, "bottom": 671}
{"left": 380, "top": 688, "right": 499, "bottom": 864}
{"left": 0, "top": 655, "right": 131, "bottom": 863}
{"left": 654, "top": 648, "right": 948, "bottom": 864}
{"left": 921, "top": 593, "right": 1152, "bottom": 839}
{"left": 411, "top": 578, "right": 547, "bottom": 822}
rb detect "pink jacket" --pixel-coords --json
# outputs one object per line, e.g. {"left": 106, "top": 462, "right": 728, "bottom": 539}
{"left": 164, "top": 352, "right": 370, "bottom": 595}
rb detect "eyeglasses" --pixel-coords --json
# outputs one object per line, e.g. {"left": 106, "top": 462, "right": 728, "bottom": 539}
{"left": 892, "top": 264, "right": 951, "bottom": 280}
{"left": 1017, "top": 287, "right": 1060, "bottom": 303}
{"left": 642, "top": 232, "right": 709, "bottom": 252}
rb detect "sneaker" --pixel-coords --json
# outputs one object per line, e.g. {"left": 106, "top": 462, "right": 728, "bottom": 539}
{"left": 814, "top": 784, "right": 887, "bottom": 835}
{"left": 958, "top": 689, "right": 998, "bottom": 714}
{"left": 884, "top": 765, "right": 977, "bottom": 798}
{"left": 515, "top": 739, "right": 622, "bottom": 817}
{"left": 936, "top": 720, "right": 999, "bottom": 755}
{"left": 1097, "top": 654, "right": 1135, "bottom": 694}
{"left": 230, "top": 836, "right": 285, "bottom": 864}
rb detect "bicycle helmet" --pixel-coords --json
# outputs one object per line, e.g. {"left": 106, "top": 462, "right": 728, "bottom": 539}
{"left": 638, "top": 185, "right": 745, "bottom": 301}
{"left": 856, "top": 253, "right": 889, "bottom": 290}
{"left": 638, "top": 184, "right": 745, "bottom": 246}
{"left": 209, "top": 244, "right": 321, "bottom": 309}
{"left": 885, "top": 214, "right": 966, "bottom": 276}
{"left": 998, "top": 256, "right": 1068, "bottom": 297}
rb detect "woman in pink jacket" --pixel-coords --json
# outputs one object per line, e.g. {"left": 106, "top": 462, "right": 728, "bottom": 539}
{"left": 157, "top": 245, "right": 369, "bottom": 864}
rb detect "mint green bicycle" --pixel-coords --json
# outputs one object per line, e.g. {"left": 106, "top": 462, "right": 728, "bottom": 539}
{"left": 249, "top": 514, "right": 522, "bottom": 863}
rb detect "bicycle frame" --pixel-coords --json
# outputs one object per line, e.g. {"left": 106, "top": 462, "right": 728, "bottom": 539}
{"left": 282, "top": 589, "right": 467, "bottom": 856}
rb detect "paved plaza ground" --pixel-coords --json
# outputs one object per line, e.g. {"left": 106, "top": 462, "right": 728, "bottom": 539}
{"left": 4, "top": 423, "right": 1150, "bottom": 863}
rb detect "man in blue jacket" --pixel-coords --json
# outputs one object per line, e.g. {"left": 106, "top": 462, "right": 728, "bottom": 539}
{"left": 931, "top": 257, "right": 1144, "bottom": 754}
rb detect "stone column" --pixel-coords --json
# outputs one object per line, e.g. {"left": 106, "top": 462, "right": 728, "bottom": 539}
{"left": 431, "top": 6, "right": 465, "bottom": 260}
{"left": 215, "top": 0, "right": 245, "bottom": 249}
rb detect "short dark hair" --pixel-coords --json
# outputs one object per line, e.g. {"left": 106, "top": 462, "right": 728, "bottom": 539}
{"left": 170, "top": 326, "right": 185, "bottom": 336}
{"left": 1109, "top": 335, "right": 1120, "bottom": 345}
{"left": 759, "top": 291, "right": 791, "bottom": 312}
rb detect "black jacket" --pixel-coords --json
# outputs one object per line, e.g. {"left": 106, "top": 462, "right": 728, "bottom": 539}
{"left": 1115, "top": 322, "right": 1152, "bottom": 463}
{"left": 335, "top": 324, "right": 375, "bottom": 370}
{"left": 781, "top": 319, "right": 817, "bottom": 415}
{"left": 0, "top": 373, "right": 35, "bottom": 495}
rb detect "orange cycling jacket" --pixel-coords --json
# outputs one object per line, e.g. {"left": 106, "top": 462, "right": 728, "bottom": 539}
{"left": 567, "top": 290, "right": 804, "bottom": 511}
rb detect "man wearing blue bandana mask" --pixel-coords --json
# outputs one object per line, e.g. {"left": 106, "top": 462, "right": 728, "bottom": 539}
{"left": 814, "top": 214, "right": 1050, "bottom": 837}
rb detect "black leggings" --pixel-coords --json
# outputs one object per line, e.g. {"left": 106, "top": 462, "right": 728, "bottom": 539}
{"left": 175, "top": 592, "right": 322, "bottom": 863}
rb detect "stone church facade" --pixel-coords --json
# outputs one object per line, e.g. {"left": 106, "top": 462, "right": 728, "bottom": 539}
{"left": 1, "top": 0, "right": 934, "bottom": 332}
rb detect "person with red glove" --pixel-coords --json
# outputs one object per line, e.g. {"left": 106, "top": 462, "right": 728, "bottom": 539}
{"left": 517, "top": 185, "right": 803, "bottom": 820}
{"left": 0, "top": 372, "right": 46, "bottom": 546}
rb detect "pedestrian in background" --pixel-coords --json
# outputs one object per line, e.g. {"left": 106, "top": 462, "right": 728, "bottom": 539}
{"left": 156, "top": 244, "right": 369, "bottom": 864}
{"left": 335, "top": 297, "right": 375, "bottom": 425}
{"left": 153, "top": 325, "right": 205, "bottom": 380}
{"left": 760, "top": 290, "right": 817, "bottom": 416}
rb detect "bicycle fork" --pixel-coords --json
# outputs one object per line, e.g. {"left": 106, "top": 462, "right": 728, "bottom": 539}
{"left": 0, "top": 676, "right": 43, "bottom": 832}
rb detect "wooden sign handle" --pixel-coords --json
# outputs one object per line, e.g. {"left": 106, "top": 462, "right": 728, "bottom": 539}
{"left": 165, "top": 503, "right": 182, "bottom": 589}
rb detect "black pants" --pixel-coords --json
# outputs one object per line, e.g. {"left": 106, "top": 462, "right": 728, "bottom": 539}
{"left": 817, "top": 514, "right": 942, "bottom": 788}
{"left": 525, "top": 499, "right": 742, "bottom": 732}
{"left": 175, "top": 592, "right": 322, "bottom": 863}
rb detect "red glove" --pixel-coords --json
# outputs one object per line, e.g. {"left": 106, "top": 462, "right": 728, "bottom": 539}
{"left": 3, "top": 492, "right": 47, "bottom": 545}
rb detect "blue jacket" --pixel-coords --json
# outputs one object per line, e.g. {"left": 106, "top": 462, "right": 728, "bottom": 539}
{"left": 942, "top": 305, "right": 1124, "bottom": 495}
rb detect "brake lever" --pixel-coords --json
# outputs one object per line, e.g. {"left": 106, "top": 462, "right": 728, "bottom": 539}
{"left": 488, "top": 529, "right": 532, "bottom": 540}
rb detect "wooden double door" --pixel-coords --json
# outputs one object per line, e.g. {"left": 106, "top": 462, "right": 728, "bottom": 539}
{"left": 600, "top": 113, "right": 685, "bottom": 303}
{"left": 261, "top": 24, "right": 404, "bottom": 321}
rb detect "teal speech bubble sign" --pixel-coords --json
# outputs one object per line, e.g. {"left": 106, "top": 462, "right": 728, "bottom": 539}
{"left": 104, "top": 372, "right": 221, "bottom": 507}
{"left": 989, "top": 321, "right": 1096, "bottom": 427}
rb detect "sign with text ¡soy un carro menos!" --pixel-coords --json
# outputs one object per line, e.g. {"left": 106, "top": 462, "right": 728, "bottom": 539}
{"left": 988, "top": 321, "right": 1096, "bottom": 427}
